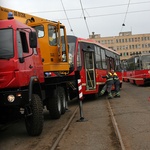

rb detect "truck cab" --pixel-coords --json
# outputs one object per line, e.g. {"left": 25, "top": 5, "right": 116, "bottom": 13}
{"left": 0, "top": 18, "right": 44, "bottom": 136}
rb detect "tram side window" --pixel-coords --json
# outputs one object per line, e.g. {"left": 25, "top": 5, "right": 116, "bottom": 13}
{"left": 128, "top": 62, "right": 134, "bottom": 70}
{"left": 101, "top": 48, "right": 107, "bottom": 69}
{"left": 135, "top": 57, "right": 140, "bottom": 70}
{"left": 106, "top": 56, "right": 111, "bottom": 70}
{"left": 115, "top": 55, "right": 121, "bottom": 71}
{"left": 95, "top": 46, "right": 102, "bottom": 69}
{"left": 106, "top": 50, "right": 114, "bottom": 58}
{"left": 127, "top": 58, "right": 135, "bottom": 70}
{"left": 77, "top": 44, "right": 82, "bottom": 69}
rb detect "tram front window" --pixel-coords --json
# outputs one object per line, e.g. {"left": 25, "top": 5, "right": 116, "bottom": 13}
{"left": 141, "top": 55, "right": 150, "bottom": 69}
{"left": 68, "top": 42, "right": 75, "bottom": 69}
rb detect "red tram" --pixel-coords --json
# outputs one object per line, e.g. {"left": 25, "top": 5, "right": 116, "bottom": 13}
{"left": 122, "top": 53, "right": 150, "bottom": 85}
{"left": 67, "top": 35, "right": 122, "bottom": 99}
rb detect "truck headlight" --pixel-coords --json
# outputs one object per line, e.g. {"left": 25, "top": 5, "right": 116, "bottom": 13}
{"left": 7, "top": 95, "right": 15, "bottom": 102}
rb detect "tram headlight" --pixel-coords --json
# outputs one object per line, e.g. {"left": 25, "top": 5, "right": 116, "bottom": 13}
{"left": 7, "top": 95, "right": 15, "bottom": 102}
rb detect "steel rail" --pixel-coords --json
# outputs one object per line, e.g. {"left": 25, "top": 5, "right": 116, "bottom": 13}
{"left": 107, "top": 100, "right": 126, "bottom": 150}
{"left": 50, "top": 106, "right": 78, "bottom": 150}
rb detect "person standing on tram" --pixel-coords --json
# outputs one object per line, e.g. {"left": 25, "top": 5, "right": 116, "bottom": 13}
{"left": 111, "top": 69, "right": 121, "bottom": 98}
{"left": 99, "top": 69, "right": 114, "bottom": 99}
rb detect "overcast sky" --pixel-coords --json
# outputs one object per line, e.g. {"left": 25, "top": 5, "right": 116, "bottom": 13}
{"left": 1, "top": 0, "right": 150, "bottom": 38}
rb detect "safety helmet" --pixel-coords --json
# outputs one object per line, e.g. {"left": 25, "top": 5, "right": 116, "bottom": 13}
{"left": 8, "top": 12, "right": 14, "bottom": 19}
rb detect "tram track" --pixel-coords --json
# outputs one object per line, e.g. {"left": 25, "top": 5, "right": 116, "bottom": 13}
{"left": 50, "top": 106, "right": 78, "bottom": 150}
{"left": 107, "top": 100, "right": 126, "bottom": 150}
{"left": 50, "top": 98, "right": 126, "bottom": 150}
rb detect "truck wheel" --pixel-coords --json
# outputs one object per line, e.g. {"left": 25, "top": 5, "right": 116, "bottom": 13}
{"left": 25, "top": 94, "right": 44, "bottom": 136}
{"left": 58, "top": 87, "right": 66, "bottom": 114}
{"left": 48, "top": 88, "right": 61, "bottom": 119}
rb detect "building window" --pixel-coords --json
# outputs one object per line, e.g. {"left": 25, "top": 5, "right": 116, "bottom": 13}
{"left": 135, "top": 45, "right": 138, "bottom": 49}
{"left": 138, "top": 44, "right": 140, "bottom": 49}
{"left": 141, "top": 37, "right": 143, "bottom": 41}
{"left": 138, "top": 37, "right": 140, "bottom": 41}
{"left": 132, "top": 45, "right": 134, "bottom": 49}
{"left": 142, "top": 44, "right": 144, "bottom": 48}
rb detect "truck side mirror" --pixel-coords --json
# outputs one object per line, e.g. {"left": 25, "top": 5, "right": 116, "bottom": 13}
{"left": 29, "top": 31, "right": 37, "bottom": 48}
{"left": 19, "top": 57, "right": 25, "bottom": 63}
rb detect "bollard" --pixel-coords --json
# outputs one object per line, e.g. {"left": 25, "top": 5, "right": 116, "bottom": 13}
{"left": 75, "top": 71, "right": 87, "bottom": 122}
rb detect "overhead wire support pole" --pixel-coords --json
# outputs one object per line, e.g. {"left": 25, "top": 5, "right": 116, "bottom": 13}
{"left": 80, "top": 0, "right": 90, "bottom": 36}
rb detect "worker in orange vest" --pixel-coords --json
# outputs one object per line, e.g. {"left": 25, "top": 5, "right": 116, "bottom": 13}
{"left": 111, "top": 69, "right": 121, "bottom": 98}
{"left": 99, "top": 69, "right": 114, "bottom": 99}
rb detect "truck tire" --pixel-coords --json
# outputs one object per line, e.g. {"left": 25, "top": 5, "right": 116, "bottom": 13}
{"left": 48, "top": 88, "right": 62, "bottom": 119}
{"left": 58, "top": 87, "right": 66, "bottom": 114}
{"left": 25, "top": 94, "right": 44, "bottom": 136}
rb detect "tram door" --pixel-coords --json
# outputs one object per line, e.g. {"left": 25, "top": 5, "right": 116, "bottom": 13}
{"left": 84, "top": 51, "right": 96, "bottom": 90}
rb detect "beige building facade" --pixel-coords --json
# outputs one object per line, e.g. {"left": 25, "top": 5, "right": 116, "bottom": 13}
{"left": 89, "top": 31, "right": 150, "bottom": 60}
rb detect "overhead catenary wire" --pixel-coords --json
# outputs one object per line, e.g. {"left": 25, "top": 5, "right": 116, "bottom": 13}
{"left": 60, "top": 0, "right": 74, "bottom": 35}
{"left": 56, "top": 9, "right": 150, "bottom": 20}
{"left": 120, "top": 0, "right": 131, "bottom": 32}
{"left": 79, "top": 0, "right": 90, "bottom": 36}
{"left": 26, "top": 1, "right": 150, "bottom": 37}
{"left": 29, "top": 1, "right": 150, "bottom": 14}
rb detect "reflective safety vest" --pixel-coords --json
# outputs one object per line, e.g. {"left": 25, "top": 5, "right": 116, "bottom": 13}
{"left": 113, "top": 72, "right": 119, "bottom": 81}
{"left": 113, "top": 72, "right": 120, "bottom": 84}
{"left": 106, "top": 72, "right": 113, "bottom": 82}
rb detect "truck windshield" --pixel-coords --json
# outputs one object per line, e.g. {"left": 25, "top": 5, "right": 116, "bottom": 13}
{"left": 0, "top": 29, "right": 14, "bottom": 59}
{"left": 48, "top": 25, "right": 57, "bottom": 46}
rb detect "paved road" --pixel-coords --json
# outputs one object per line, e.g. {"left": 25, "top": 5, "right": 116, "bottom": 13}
{"left": 111, "top": 82, "right": 150, "bottom": 150}
{"left": 58, "top": 82, "right": 150, "bottom": 150}
{"left": 0, "top": 82, "right": 150, "bottom": 150}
